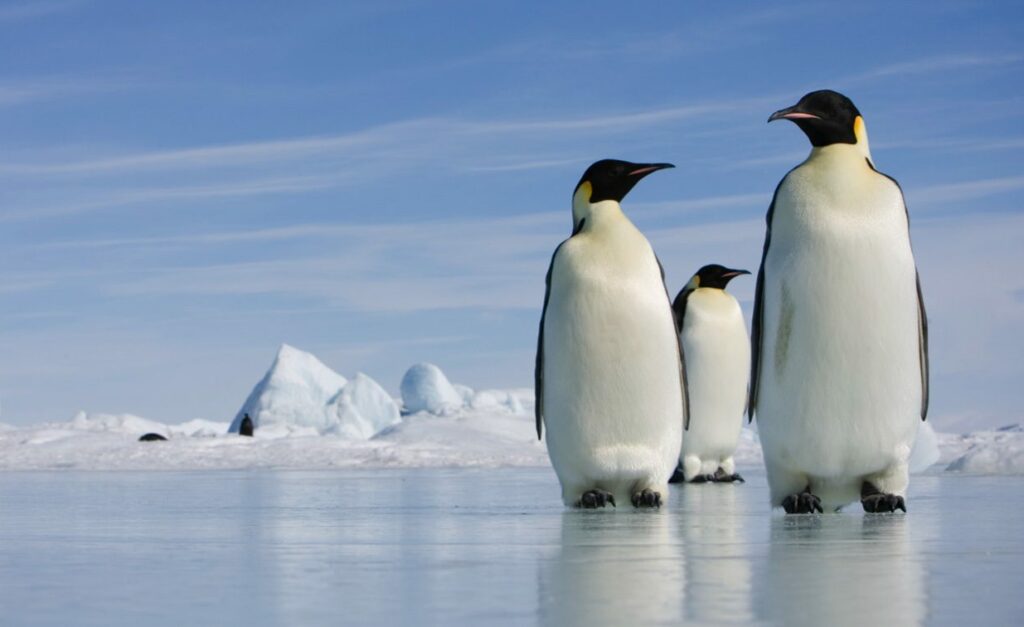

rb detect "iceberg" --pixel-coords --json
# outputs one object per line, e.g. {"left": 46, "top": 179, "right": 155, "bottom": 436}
{"left": 400, "top": 363, "right": 464, "bottom": 415}
{"left": 228, "top": 344, "right": 400, "bottom": 439}
{"left": 328, "top": 373, "right": 402, "bottom": 439}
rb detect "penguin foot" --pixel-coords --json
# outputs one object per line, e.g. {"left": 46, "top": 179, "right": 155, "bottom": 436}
{"left": 631, "top": 489, "right": 662, "bottom": 508}
{"left": 862, "top": 494, "right": 906, "bottom": 513}
{"left": 861, "top": 483, "right": 906, "bottom": 513}
{"left": 781, "top": 490, "right": 823, "bottom": 514}
{"left": 712, "top": 468, "right": 745, "bottom": 483}
{"left": 577, "top": 489, "right": 615, "bottom": 509}
{"left": 689, "top": 474, "right": 712, "bottom": 484}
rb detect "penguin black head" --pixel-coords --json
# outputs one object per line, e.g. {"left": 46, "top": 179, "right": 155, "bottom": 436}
{"left": 768, "top": 90, "right": 865, "bottom": 148}
{"left": 573, "top": 159, "right": 674, "bottom": 204}
{"left": 571, "top": 159, "right": 673, "bottom": 231}
{"left": 688, "top": 264, "right": 751, "bottom": 290}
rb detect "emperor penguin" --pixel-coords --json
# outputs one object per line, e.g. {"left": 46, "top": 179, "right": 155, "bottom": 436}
{"left": 669, "top": 264, "right": 750, "bottom": 484}
{"left": 750, "top": 90, "right": 929, "bottom": 514}
{"left": 536, "top": 159, "right": 687, "bottom": 509}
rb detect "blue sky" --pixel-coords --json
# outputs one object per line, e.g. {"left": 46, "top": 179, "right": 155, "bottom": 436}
{"left": 1, "top": 0, "right": 1022, "bottom": 430}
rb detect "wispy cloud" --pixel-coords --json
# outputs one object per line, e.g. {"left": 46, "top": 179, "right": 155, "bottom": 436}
{"left": 838, "top": 53, "right": 1023, "bottom": 86}
{"left": 914, "top": 174, "right": 1024, "bottom": 205}
{"left": 0, "top": 96, "right": 771, "bottom": 178}
{"left": 461, "top": 157, "right": 586, "bottom": 173}
{"left": 0, "top": 75, "right": 122, "bottom": 107}
{"left": 631, "top": 193, "right": 768, "bottom": 221}
{"left": 0, "top": 175, "right": 340, "bottom": 222}
{"left": 0, "top": 0, "right": 85, "bottom": 23}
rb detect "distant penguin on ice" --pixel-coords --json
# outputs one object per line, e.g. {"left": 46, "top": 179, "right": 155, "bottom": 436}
{"left": 750, "top": 90, "right": 929, "bottom": 513}
{"left": 668, "top": 264, "right": 750, "bottom": 484}
{"left": 536, "top": 159, "right": 687, "bottom": 508}
{"left": 239, "top": 414, "right": 254, "bottom": 437}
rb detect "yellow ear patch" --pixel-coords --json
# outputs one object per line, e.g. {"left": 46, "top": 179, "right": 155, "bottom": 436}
{"left": 688, "top": 275, "right": 700, "bottom": 290}
{"left": 854, "top": 116, "right": 867, "bottom": 144}
{"left": 577, "top": 181, "right": 592, "bottom": 203}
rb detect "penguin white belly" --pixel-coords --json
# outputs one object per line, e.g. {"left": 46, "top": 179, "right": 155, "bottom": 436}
{"left": 758, "top": 158, "right": 921, "bottom": 495}
{"left": 543, "top": 225, "right": 683, "bottom": 505}
{"left": 680, "top": 290, "right": 749, "bottom": 472}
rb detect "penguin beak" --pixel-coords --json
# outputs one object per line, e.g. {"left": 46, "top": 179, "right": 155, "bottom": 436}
{"left": 626, "top": 163, "right": 674, "bottom": 178}
{"left": 722, "top": 269, "right": 751, "bottom": 279}
{"left": 768, "top": 106, "right": 820, "bottom": 123}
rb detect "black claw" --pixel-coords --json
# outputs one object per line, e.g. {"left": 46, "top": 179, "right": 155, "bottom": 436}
{"left": 862, "top": 493, "right": 906, "bottom": 514}
{"left": 631, "top": 488, "right": 662, "bottom": 508}
{"left": 578, "top": 489, "right": 615, "bottom": 509}
{"left": 710, "top": 468, "right": 744, "bottom": 483}
{"left": 860, "top": 482, "right": 907, "bottom": 514}
{"left": 781, "top": 489, "right": 822, "bottom": 514}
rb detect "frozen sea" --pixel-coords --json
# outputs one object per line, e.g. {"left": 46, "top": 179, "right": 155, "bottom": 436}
{"left": 1, "top": 468, "right": 1021, "bottom": 626}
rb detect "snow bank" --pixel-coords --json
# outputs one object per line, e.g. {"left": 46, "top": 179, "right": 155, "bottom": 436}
{"left": 400, "top": 363, "right": 528, "bottom": 418}
{"left": 228, "top": 344, "right": 400, "bottom": 439}
{"left": 943, "top": 425, "right": 1024, "bottom": 474}
{"left": 70, "top": 411, "right": 177, "bottom": 437}
{"left": 0, "top": 353, "right": 1020, "bottom": 474}
{"left": 0, "top": 401, "right": 547, "bottom": 471}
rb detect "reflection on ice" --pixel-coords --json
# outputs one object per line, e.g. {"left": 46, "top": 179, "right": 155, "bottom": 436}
{"left": 540, "top": 511, "right": 683, "bottom": 626}
{"left": 1, "top": 469, "right": 1021, "bottom": 626}
{"left": 754, "top": 513, "right": 931, "bottom": 627}
{"left": 678, "top": 485, "right": 755, "bottom": 624}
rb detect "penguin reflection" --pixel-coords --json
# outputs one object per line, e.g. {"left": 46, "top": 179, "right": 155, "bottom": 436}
{"left": 677, "top": 486, "right": 755, "bottom": 623}
{"left": 754, "top": 514, "right": 927, "bottom": 626}
{"left": 539, "top": 512, "right": 684, "bottom": 626}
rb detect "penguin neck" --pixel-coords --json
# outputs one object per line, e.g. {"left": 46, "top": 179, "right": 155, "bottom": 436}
{"left": 806, "top": 118, "right": 874, "bottom": 167}
{"left": 807, "top": 141, "right": 872, "bottom": 169}
{"left": 572, "top": 199, "right": 628, "bottom": 233}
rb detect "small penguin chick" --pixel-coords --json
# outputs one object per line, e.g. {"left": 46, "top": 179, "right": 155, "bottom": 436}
{"left": 670, "top": 264, "right": 750, "bottom": 484}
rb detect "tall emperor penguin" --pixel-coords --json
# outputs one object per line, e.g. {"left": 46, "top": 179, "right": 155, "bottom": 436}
{"left": 536, "top": 159, "right": 687, "bottom": 509}
{"left": 750, "top": 90, "right": 929, "bottom": 514}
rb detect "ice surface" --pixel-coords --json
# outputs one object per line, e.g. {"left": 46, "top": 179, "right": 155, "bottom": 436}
{"left": 0, "top": 468, "right": 1021, "bottom": 627}
{"left": 400, "top": 362, "right": 464, "bottom": 415}
{"left": 227, "top": 344, "right": 400, "bottom": 439}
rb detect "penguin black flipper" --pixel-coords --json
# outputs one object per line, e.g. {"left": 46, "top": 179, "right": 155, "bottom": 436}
{"left": 535, "top": 247, "right": 556, "bottom": 440}
{"left": 536, "top": 219, "right": 588, "bottom": 440}
{"left": 671, "top": 286, "right": 694, "bottom": 335}
{"left": 749, "top": 174, "right": 789, "bottom": 422}
{"left": 658, "top": 256, "right": 691, "bottom": 430}
{"left": 865, "top": 159, "right": 930, "bottom": 421}
{"left": 916, "top": 271, "right": 929, "bottom": 421}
